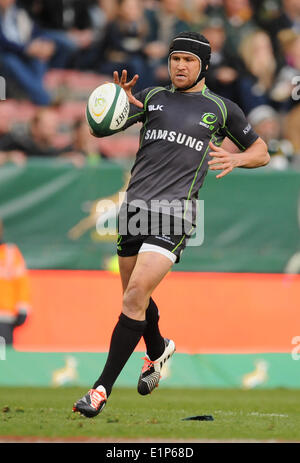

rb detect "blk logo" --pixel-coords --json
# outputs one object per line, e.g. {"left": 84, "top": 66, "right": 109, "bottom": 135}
{"left": 149, "top": 104, "right": 164, "bottom": 112}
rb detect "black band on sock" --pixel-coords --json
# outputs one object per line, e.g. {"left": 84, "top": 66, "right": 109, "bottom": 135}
{"left": 146, "top": 297, "right": 160, "bottom": 324}
{"left": 93, "top": 314, "right": 147, "bottom": 395}
{"left": 119, "top": 313, "right": 147, "bottom": 332}
{"left": 143, "top": 298, "right": 165, "bottom": 361}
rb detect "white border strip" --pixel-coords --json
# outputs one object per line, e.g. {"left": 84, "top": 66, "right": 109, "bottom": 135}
{"left": 173, "top": 37, "right": 211, "bottom": 47}
{"left": 139, "top": 243, "right": 176, "bottom": 263}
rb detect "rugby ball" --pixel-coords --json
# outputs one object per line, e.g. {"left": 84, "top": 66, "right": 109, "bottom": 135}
{"left": 86, "top": 83, "right": 130, "bottom": 137}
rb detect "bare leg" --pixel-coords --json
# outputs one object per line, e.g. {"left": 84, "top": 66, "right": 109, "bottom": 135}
{"left": 122, "top": 252, "right": 173, "bottom": 320}
{"left": 118, "top": 254, "right": 166, "bottom": 360}
{"left": 118, "top": 255, "right": 137, "bottom": 293}
{"left": 93, "top": 252, "right": 173, "bottom": 395}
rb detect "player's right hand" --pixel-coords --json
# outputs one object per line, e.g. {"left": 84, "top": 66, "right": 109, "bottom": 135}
{"left": 113, "top": 70, "right": 143, "bottom": 109}
{"left": 208, "top": 141, "right": 239, "bottom": 179}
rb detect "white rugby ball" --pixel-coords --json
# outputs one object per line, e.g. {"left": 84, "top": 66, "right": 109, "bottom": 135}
{"left": 86, "top": 83, "right": 130, "bottom": 137}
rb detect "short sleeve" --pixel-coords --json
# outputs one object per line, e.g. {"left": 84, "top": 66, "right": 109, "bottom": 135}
{"left": 221, "top": 100, "right": 259, "bottom": 151}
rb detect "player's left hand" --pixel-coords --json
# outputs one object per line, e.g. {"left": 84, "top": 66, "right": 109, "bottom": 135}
{"left": 208, "top": 142, "right": 240, "bottom": 179}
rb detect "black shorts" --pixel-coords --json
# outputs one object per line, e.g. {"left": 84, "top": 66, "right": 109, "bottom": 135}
{"left": 117, "top": 204, "right": 193, "bottom": 264}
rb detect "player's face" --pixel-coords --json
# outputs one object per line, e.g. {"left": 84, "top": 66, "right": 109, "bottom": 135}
{"left": 169, "top": 53, "right": 201, "bottom": 89}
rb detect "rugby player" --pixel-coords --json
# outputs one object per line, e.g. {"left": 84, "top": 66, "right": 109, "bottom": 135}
{"left": 73, "top": 31, "right": 270, "bottom": 418}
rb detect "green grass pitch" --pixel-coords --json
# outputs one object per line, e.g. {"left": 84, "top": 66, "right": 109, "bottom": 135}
{"left": 0, "top": 387, "right": 300, "bottom": 442}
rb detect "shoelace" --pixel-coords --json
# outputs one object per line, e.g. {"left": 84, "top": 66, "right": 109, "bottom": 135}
{"left": 89, "top": 389, "right": 106, "bottom": 409}
{"left": 141, "top": 356, "right": 158, "bottom": 373}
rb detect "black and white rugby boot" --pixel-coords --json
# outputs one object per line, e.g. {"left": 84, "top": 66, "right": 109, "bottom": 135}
{"left": 72, "top": 385, "right": 107, "bottom": 418}
{"left": 137, "top": 338, "right": 176, "bottom": 396}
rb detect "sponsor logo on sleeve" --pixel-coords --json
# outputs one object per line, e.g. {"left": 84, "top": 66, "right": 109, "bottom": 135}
{"left": 243, "top": 123, "right": 251, "bottom": 135}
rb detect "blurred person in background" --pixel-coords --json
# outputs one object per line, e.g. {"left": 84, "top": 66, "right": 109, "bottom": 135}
{"left": 283, "top": 104, "right": 300, "bottom": 162}
{"left": 96, "top": 0, "right": 153, "bottom": 90}
{"left": 180, "top": 0, "right": 210, "bottom": 30}
{"left": 238, "top": 29, "right": 278, "bottom": 114}
{"left": 0, "top": 107, "right": 85, "bottom": 166}
{"left": 262, "top": 0, "right": 300, "bottom": 76}
{"left": 0, "top": 0, "right": 73, "bottom": 105}
{"left": 70, "top": 117, "right": 109, "bottom": 166}
{"left": 78, "top": 0, "right": 118, "bottom": 70}
{"left": 22, "top": 0, "right": 115, "bottom": 71}
{"left": 270, "top": 30, "right": 300, "bottom": 110}
{"left": 0, "top": 113, "right": 9, "bottom": 140}
{"left": 88, "top": 0, "right": 118, "bottom": 35}
{"left": 0, "top": 114, "right": 27, "bottom": 166}
{"left": 200, "top": 16, "right": 239, "bottom": 100}
{"left": 23, "top": 0, "right": 116, "bottom": 35}
{"left": 247, "top": 104, "right": 294, "bottom": 169}
{"left": 143, "top": 0, "right": 190, "bottom": 85}
{"left": 250, "top": 0, "right": 282, "bottom": 27}
{"left": 219, "top": 0, "right": 257, "bottom": 59}
{"left": 0, "top": 218, "right": 31, "bottom": 346}
{"left": 267, "top": 0, "right": 300, "bottom": 49}
{"left": 23, "top": 0, "right": 97, "bottom": 33}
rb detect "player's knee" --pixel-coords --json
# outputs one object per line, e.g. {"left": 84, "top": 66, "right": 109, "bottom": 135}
{"left": 122, "top": 282, "right": 148, "bottom": 317}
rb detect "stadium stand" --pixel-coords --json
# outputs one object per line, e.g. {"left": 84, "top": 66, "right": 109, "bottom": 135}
{"left": 0, "top": 0, "right": 299, "bottom": 163}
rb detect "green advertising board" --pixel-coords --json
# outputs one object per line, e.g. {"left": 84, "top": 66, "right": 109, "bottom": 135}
{"left": 0, "top": 159, "right": 299, "bottom": 273}
{"left": 1, "top": 349, "right": 299, "bottom": 389}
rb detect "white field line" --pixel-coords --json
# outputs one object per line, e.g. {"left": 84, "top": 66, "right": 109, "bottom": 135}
{"left": 213, "top": 410, "right": 289, "bottom": 418}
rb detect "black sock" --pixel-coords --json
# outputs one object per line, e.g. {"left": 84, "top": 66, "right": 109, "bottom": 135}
{"left": 93, "top": 313, "right": 147, "bottom": 397}
{"left": 143, "top": 298, "right": 165, "bottom": 361}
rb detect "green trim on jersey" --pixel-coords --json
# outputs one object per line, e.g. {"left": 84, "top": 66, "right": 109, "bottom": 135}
{"left": 127, "top": 110, "right": 145, "bottom": 121}
{"left": 223, "top": 126, "right": 246, "bottom": 151}
{"left": 172, "top": 234, "right": 186, "bottom": 253}
{"left": 201, "top": 85, "right": 227, "bottom": 128}
{"left": 183, "top": 122, "right": 221, "bottom": 220}
{"left": 139, "top": 87, "right": 169, "bottom": 148}
{"left": 202, "top": 86, "right": 247, "bottom": 151}
{"left": 183, "top": 141, "right": 211, "bottom": 220}
{"left": 117, "top": 233, "right": 123, "bottom": 251}
{"left": 144, "top": 87, "right": 167, "bottom": 110}
{"left": 188, "top": 225, "right": 195, "bottom": 235}
{"left": 201, "top": 86, "right": 247, "bottom": 152}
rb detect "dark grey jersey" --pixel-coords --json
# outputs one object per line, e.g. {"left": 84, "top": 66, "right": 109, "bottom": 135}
{"left": 121, "top": 85, "right": 258, "bottom": 224}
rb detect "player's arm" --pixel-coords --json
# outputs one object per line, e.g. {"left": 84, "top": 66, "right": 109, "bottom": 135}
{"left": 208, "top": 137, "right": 270, "bottom": 179}
{"left": 209, "top": 100, "right": 270, "bottom": 178}
{"left": 220, "top": 137, "right": 239, "bottom": 153}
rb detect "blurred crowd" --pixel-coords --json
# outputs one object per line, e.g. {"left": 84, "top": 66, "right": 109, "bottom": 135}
{"left": 0, "top": 0, "right": 300, "bottom": 168}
